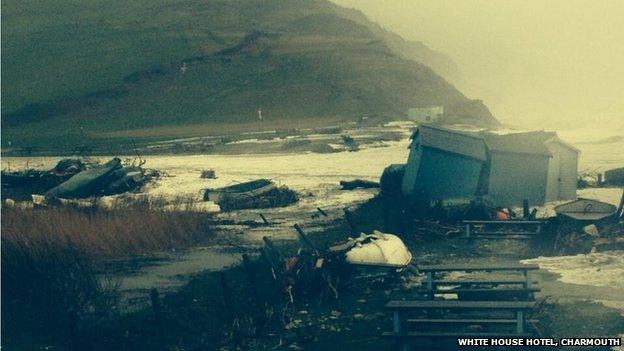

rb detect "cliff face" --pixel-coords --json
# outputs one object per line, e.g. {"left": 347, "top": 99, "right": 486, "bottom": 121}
{"left": 1, "top": 0, "right": 497, "bottom": 147}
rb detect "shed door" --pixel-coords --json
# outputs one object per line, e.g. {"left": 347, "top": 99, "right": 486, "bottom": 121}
{"left": 546, "top": 153, "right": 561, "bottom": 201}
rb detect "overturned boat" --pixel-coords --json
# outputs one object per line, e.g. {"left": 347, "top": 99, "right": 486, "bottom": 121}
{"left": 203, "top": 179, "right": 298, "bottom": 211}
{"left": 554, "top": 198, "right": 617, "bottom": 221}
{"left": 330, "top": 230, "right": 412, "bottom": 268}
{"left": 204, "top": 179, "right": 277, "bottom": 203}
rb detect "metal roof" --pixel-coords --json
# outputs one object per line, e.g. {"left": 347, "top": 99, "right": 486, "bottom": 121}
{"left": 412, "top": 124, "right": 579, "bottom": 160}
{"left": 545, "top": 136, "right": 581, "bottom": 153}
{"left": 414, "top": 124, "right": 487, "bottom": 161}
{"left": 483, "top": 131, "right": 555, "bottom": 156}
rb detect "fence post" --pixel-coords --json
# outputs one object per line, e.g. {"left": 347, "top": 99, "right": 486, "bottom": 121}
{"left": 316, "top": 207, "right": 328, "bottom": 217}
{"left": 523, "top": 199, "right": 530, "bottom": 219}
{"left": 259, "top": 213, "right": 270, "bottom": 225}
{"left": 293, "top": 223, "right": 319, "bottom": 255}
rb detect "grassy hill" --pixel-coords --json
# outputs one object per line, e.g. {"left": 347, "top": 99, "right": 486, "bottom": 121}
{"left": 1, "top": 0, "right": 497, "bottom": 150}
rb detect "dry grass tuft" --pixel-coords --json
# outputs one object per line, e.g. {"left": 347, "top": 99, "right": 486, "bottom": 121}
{"left": 1, "top": 204, "right": 215, "bottom": 259}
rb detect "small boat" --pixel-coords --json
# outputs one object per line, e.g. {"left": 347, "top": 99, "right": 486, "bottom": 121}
{"left": 554, "top": 198, "right": 617, "bottom": 221}
{"left": 342, "top": 231, "right": 412, "bottom": 268}
{"left": 204, "top": 179, "right": 277, "bottom": 204}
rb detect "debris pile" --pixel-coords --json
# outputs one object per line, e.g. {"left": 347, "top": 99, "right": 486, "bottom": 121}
{"left": 578, "top": 167, "right": 624, "bottom": 188}
{"left": 605, "top": 167, "right": 624, "bottom": 186}
{"left": 44, "top": 157, "right": 153, "bottom": 199}
{"left": 339, "top": 179, "right": 379, "bottom": 190}
{"left": 200, "top": 169, "right": 217, "bottom": 179}
{"left": 340, "top": 135, "right": 359, "bottom": 152}
{"left": 247, "top": 224, "right": 412, "bottom": 328}
{"left": 203, "top": 179, "right": 299, "bottom": 211}
{"left": 1, "top": 158, "right": 87, "bottom": 199}
{"left": 2, "top": 157, "right": 155, "bottom": 203}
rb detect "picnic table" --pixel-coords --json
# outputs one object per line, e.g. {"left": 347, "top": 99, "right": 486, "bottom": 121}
{"left": 462, "top": 220, "right": 543, "bottom": 240}
{"left": 418, "top": 263, "right": 540, "bottom": 300}
{"left": 384, "top": 300, "right": 537, "bottom": 350}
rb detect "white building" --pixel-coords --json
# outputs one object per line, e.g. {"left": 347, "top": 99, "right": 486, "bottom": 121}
{"left": 407, "top": 106, "right": 444, "bottom": 123}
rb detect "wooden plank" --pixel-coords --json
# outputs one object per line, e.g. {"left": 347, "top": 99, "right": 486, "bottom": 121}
{"left": 386, "top": 300, "right": 535, "bottom": 310}
{"left": 419, "top": 287, "right": 541, "bottom": 294}
{"left": 474, "top": 231, "right": 537, "bottom": 235}
{"left": 463, "top": 220, "right": 542, "bottom": 225}
{"left": 418, "top": 263, "right": 539, "bottom": 272}
{"left": 517, "top": 310, "right": 525, "bottom": 333}
{"left": 407, "top": 318, "right": 538, "bottom": 325}
{"left": 471, "top": 235, "right": 534, "bottom": 240}
{"left": 382, "top": 331, "right": 533, "bottom": 338}
{"left": 428, "top": 279, "right": 538, "bottom": 286}
{"left": 293, "top": 223, "right": 319, "bottom": 255}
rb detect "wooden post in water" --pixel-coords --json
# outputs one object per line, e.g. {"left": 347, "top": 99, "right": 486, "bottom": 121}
{"left": 260, "top": 248, "right": 281, "bottom": 288}
{"left": 259, "top": 213, "right": 270, "bottom": 225}
{"left": 262, "top": 236, "right": 282, "bottom": 263}
{"left": 293, "top": 223, "right": 319, "bottom": 255}
{"left": 523, "top": 199, "right": 530, "bottom": 219}
{"left": 316, "top": 207, "right": 328, "bottom": 217}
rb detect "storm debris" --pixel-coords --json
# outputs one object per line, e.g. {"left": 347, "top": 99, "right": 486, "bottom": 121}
{"left": 339, "top": 179, "right": 380, "bottom": 190}
{"left": 204, "top": 179, "right": 299, "bottom": 211}
{"left": 45, "top": 157, "right": 153, "bottom": 199}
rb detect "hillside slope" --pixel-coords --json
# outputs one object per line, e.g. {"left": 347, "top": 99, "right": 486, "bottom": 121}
{"left": 1, "top": 0, "right": 497, "bottom": 148}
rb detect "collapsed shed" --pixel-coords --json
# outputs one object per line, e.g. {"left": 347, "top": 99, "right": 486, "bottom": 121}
{"left": 401, "top": 125, "right": 487, "bottom": 202}
{"left": 401, "top": 124, "right": 579, "bottom": 206}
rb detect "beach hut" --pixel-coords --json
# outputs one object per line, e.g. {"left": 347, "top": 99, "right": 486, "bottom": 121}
{"left": 483, "top": 131, "right": 555, "bottom": 206}
{"left": 400, "top": 125, "right": 579, "bottom": 206}
{"left": 544, "top": 137, "right": 580, "bottom": 201}
{"left": 401, "top": 124, "right": 488, "bottom": 202}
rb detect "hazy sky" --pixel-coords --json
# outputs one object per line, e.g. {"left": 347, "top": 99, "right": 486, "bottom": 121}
{"left": 333, "top": 0, "right": 624, "bottom": 129}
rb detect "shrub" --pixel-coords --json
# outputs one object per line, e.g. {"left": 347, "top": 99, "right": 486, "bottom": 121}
{"left": 1, "top": 236, "right": 118, "bottom": 347}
